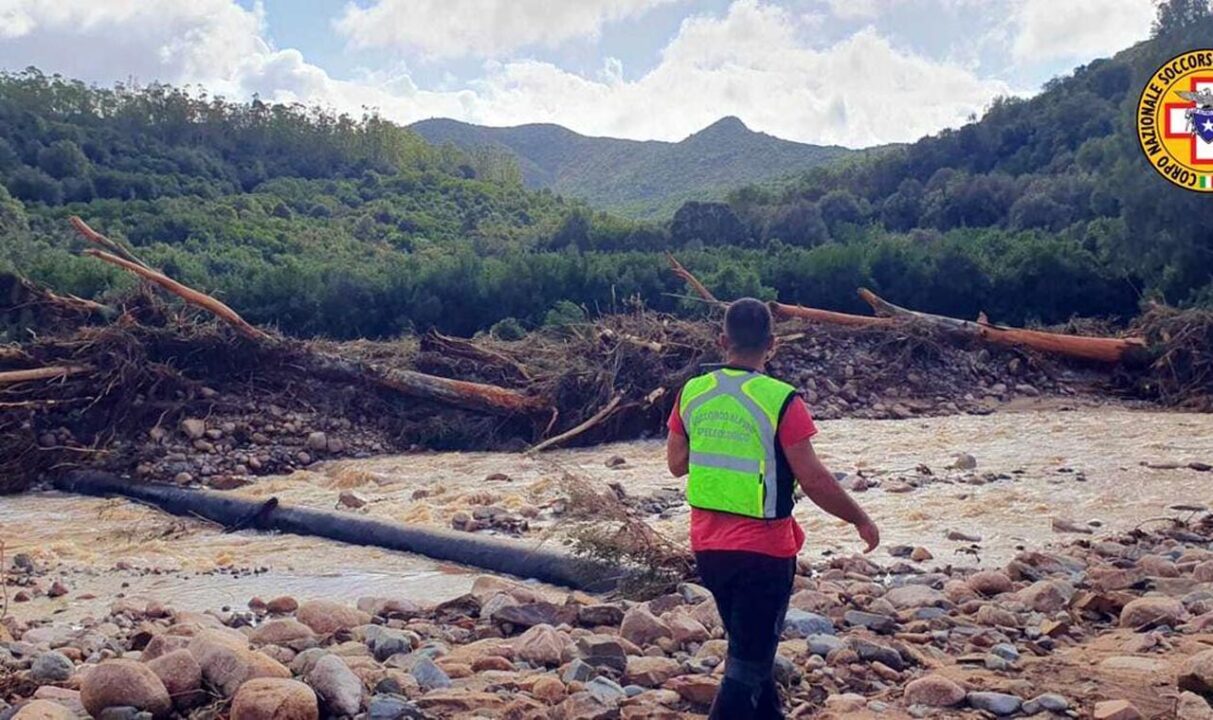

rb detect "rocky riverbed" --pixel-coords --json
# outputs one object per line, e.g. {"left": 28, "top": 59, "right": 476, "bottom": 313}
{"left": 3, "top": 407, "right": 1212, "bottom": 719}
{"left": 1, "top": 510, "right": 1212, "bottom": 719}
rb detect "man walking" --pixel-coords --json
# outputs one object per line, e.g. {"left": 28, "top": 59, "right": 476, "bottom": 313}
{"left": 666, "top": 297, "right": 880, "bottom": 719}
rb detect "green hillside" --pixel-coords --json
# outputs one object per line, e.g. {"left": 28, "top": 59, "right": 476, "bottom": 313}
{"left": 694, "top": 4, "right": 1213, "bottom": 319}
{"left": 2, "top": 3, "right": 1210, "bottom": 341}
{"left": 409, "top": 116, "right": 856, "bottom": 219}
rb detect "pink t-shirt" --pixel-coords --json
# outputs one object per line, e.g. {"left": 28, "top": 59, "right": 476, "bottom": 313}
{"left": 668, "top": 392, "right": 817, "bottom": 558}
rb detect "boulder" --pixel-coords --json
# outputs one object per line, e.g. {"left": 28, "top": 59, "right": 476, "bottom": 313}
{"left": 665, "top": 675, "right": 718, "bottom": 706}
{"left": 266, "top": 597, "right": 299, "bottom": 615}
{"left": 1177, "top": 692, "right": 1213, "bottom": 720}
{"left": 296, "top": 601, "right": 371, "bottom": 635}
{"left": 619, "top": 607, "right": 671, "bottom": 647}
{"left": 782, "top": 609, "right": 835, "bottom": 638}
{"left": 1178, "top": 649, "right": 1213, "bottom": 695}
{"left": 492, "top": 602, "right": 578, "bottom": 630}
{"left": 974, "top": 605, "right": 1020, "bottom": 628}
{"left": 146, "top": 649, "right": 204, "bottom": 710}
{"left": 531, "top": 676, "right": 566, "bottom": 705}
{"left": 230, "top": 679, "right": 318, "bottom": 720}
{"left": 1093, "top": 700, "right": 1144, "bottom": 720}
{"left": 843, "top": 610, "right": 896, "bottom": 634}
{"left": 576, "top": 635, "right": 628, "bottom": 673}
{"left": 847, "top": 638, "right": 903, "bottom": 670}
{"left": 250, "top": 619, "right": 315, "bottom": 647}
{"left": 306, "top": 654, "right": 363, "bottom": 716}
{"left": 470, "top": 576, "right": 546, "bottom": 605}
{"left": 665, "top": 613, "right": 709, "bottom": 645}
{"left": 515, "top": 624, "right": 567, "bottom": 667}
{"left": 406, "top": 657, "right": 450, "bottom": 692}
{"left": 30, "top": 652, "right": 75, "bottom": 684}
{"left": 189, "top": 633, "right": 291, "bottom": 697}
{"left": 141, "top": 635, "right": 191, "bottom": 662}
{"left": 884, "top": 585, "right": 948, "bottom": 609}
{"left": 967, "top": 570, "right": 1014, "bottom": 596}
{"left": 29, "top": 688, "right": 85, "bottom": 718}
{"left": 623, "top": 657, "right": 680, "bottom": 687}
{"left": 11, "top": 700, "right": 76, "bottom": 720}
{"left": 1119, "top": 596, "right": 1187, "bottom": 629}
{"left": 789, "top": 589, "right": 838, "bottom": 614}
{"left": 1194, "top": 561, "right": 1213, "bottom": 584}
{"left": 554, "top": 691, "right": 617, "bottom": 720}
{"left": 80, "top": 660, "right": 172, "bottom": 720}
{"left": 1017, "top": 580, "right": 1072, "bottom": 614}
{"left": 367, "top": 694, "right": 425, "bottom": 720}
{"left": 180, "top": 419, "right": 206, "bottom": 440}
{"left": 578, "top": 604, "right": 625, "bottom": 627}
{"left": 903, "top": 675, "right": 965, "bottom": 707}
{"left": 967, "top": 691, "right": 1021, "bottom": 716}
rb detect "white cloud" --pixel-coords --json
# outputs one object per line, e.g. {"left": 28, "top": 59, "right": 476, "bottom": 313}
{"left": 1010, "top": 0, "right": 1154, "bottom": 62}
{"left": 334, "top": 0, "right": 681, "bottom": 59}
{"left": 824, "top": 0, "right": 885, "bottom": 20}
{"left": 0, "top": 0, "right": 1019, "bottom": 147}
{"left": 0, "top": 0, "right": 268, "bottom": 86}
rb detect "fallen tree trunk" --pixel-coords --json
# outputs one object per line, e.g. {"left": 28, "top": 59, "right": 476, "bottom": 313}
{"left": 55, "top": 470, "right": 623, "bottom": 592}
{"left": 769, "top": 301, "right": 894, "bottom": 328}
{"left": 303, "top": 350, "right": 550, "bottom": 416}
{"left": 858, "top": 288, "right": 1148, "bottom": 364}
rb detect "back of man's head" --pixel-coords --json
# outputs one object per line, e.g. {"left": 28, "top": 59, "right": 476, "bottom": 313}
{"left": 724, "top": 297, "right": 773, "bottom": 354}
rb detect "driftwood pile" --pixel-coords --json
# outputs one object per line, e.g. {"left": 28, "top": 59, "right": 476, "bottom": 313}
{"left": 0, "top": 219, "right": 1209, "bottom": 494}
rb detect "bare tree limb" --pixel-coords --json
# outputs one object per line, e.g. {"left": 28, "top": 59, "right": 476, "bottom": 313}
{"left": 70, "top": 216, "right": 152, "bottom": 270}
{"left": 83, "top": 249, "right": 271, "bottom": 342}
{"left": 526, "top": 395, "right": 623, "bottom": 454}
{"left": 665, "top": 252, "right": 722, "bottom": 306}
{"left": 0, "top": 366, "right": 91, "bottom": 385}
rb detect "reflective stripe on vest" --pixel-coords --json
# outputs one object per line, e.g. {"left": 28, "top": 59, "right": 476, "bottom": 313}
{"left": 680, "top": 369, "right": 782, "bottom": 519}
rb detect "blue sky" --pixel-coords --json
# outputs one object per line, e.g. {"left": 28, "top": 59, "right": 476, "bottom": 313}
{"left": 0, "top": 0, "right": 1158, "bottom": 147}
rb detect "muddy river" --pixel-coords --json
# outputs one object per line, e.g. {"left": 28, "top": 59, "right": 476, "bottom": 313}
{"left": 2, "top": 406, "right": 1210, "bottom": 622}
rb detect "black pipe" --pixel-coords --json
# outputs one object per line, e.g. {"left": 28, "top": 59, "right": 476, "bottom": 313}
{"left": 55, "top": 470, "right": 622, "bottom": 592}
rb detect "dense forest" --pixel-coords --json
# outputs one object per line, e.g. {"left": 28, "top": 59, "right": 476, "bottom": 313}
{"left": 1, "top": 2, "right": 1210, "bottom": 339}
{"left": 409, "top": 116, "right": 856, "bottom": 219}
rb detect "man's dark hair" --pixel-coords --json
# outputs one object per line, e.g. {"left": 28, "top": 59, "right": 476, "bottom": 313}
{"left": 724, "top": 297, "right": 773, "bottom": 353}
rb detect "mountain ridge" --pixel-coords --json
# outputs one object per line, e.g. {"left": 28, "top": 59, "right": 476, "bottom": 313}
{"left": 409, "top": 115, "right": 856, "bottom": 218}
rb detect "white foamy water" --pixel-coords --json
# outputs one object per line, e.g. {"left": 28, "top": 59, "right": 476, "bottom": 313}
{"left": 2, "top": 406, "right": 1209, "bottom": 621}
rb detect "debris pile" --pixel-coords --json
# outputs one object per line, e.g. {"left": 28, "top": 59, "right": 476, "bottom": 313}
{"left": 1, "top": 219, "right": 1210, "bottom": 496}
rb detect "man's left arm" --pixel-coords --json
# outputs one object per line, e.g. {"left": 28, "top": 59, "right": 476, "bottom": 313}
{"left": 666, "top": 427, "right": 689, "bottom": 477}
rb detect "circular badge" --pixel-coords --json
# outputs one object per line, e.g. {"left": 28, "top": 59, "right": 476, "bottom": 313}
{"left": 1137, "top": 49, "right": 1213, "bottom": 192}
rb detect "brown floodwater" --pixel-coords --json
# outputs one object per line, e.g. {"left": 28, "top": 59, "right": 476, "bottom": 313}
{"left": 2, "top": 406, "right": 1210, "bottom": 622}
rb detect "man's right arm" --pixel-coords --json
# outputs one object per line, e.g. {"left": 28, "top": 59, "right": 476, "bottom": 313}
{"left": 784, "top": 436, "right": 880, "bottom": 553}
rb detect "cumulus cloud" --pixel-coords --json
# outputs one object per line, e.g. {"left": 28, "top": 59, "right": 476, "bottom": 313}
{"left": 334, "top": 0, "right": 681, "bottom": 59}
{"left": 0, "top": 0, "right": 1019, "bottom": 147}
{"left": 0, "top": 0, "right": 268, "bottom": 86}
{"left": 1010, "top": 0, "right": 1154, "bottom": 62}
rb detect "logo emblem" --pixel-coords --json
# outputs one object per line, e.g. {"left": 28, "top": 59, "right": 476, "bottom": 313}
{"left": 1137, "top": 50, "right": 1213, "bottom": 192}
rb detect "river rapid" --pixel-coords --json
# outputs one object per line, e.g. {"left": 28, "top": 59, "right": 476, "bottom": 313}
{"left": 2, "top": 406, "right": 1210, "bottom": 622}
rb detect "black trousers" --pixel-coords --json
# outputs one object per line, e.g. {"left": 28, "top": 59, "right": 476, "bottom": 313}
{"left": 696, "top": 550, "right": 795, "bottom": 720}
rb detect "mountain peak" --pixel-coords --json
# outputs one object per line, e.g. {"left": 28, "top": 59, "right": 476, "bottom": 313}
{"left": 689, "top": 116, "right": 751, "bottom": 139}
